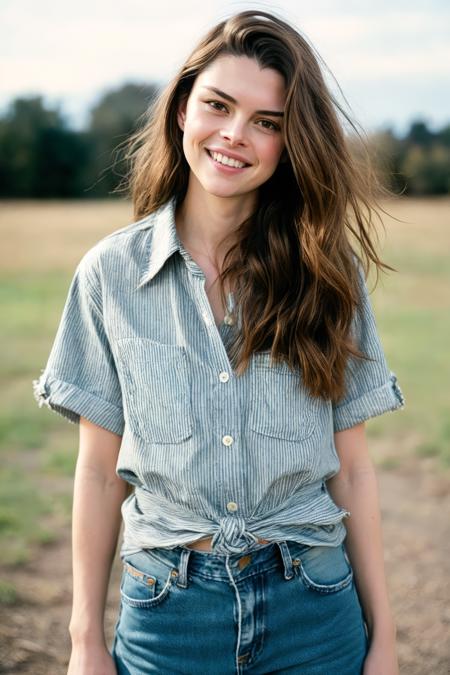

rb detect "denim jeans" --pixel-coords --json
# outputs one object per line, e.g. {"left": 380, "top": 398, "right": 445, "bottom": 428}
{"left": 111, "top": 539, "right": 369, "bottom": 674}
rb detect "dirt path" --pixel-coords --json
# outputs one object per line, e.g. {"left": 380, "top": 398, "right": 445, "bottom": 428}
{"left": 1, "top": 459, "right": 449, "bottom": 674}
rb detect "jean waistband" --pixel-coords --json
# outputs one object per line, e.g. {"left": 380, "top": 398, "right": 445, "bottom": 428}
{"left": 138, "top": 540, "right": 314, "bottom": 587}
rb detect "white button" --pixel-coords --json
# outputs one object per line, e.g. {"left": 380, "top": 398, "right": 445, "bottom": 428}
{"left": 227, "top": 501, "right": 238, "bottom": 512}
{"left": 222, "top": 435, "right": 233, "bottom": 446}
{"left": 219, "top": 371, "right": 229, "bottom": 383}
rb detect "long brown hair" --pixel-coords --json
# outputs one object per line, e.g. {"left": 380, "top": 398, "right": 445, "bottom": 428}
{"left": 120, "top": 9, "right": 397, "bottom": 402}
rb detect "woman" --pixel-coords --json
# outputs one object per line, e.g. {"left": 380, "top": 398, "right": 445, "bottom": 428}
{"left": 33, "top": 10, "right": 405, "bottom": 675}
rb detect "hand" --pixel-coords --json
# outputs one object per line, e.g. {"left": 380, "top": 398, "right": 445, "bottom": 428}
{"left": 67, "top": 643, "right": 117, "bottom": 675}
{"left": 363, "top": 639, "right": 399, "bottom": 675}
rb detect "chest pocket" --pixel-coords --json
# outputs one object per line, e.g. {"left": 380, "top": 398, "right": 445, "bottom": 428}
{"left": 248, "top": 352, "right": 319, "bottom": 441}
{"left": 116, "top": 338, "right": 193, "bottom": 444}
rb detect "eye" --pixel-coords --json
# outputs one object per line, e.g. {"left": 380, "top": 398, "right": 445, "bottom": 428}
{"left": 257, "top": 119, "right": 280, "bottom": 132}
{"left": 206, "top": 100, "right": 228, "bottom": 112}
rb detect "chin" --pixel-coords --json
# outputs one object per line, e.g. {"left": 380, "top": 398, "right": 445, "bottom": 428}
{"left": 207, "top": 189, "right": 251, "bottom": 200}
{"left": 198, "top": 182, "right": 243, "bottom": 199}
{"left": 200, "top": 179, "right": 258, "bottom": 198}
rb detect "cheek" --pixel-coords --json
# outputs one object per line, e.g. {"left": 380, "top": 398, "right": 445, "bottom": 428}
{"left": 182, "top": 119, "right": 205, "bottom": 159}
{"left": 258, "top": 140, "right": 285, "bottom": 168}
{"left": 185, "top": 108, "right": 215, "bottom": 139}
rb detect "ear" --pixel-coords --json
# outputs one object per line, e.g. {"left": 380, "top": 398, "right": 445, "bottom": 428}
{"left": 177, "top": 96, "right": 187, "bottom": 132}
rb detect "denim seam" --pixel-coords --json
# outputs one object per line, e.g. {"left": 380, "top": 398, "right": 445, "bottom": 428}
{"left": 181, "top": 561, "right": 283, "bottom": 583}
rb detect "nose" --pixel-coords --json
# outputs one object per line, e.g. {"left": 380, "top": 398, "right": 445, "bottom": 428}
{"left": 219, "top": 116, "right": 247, "bottom": 146}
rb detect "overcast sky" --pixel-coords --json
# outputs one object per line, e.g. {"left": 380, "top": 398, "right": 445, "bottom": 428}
{"left": 1, "top": 0, "right": 449, "bottom": 136}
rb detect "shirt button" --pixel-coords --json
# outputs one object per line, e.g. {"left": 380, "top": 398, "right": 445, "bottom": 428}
{"left": 219, "top": 371, "right": 229, "bottom": 383}
{"left": 227, "top": 501, "right": 238, "bottom": 512}
{"left": 222, "top": 435, "right": 233, "bottom": 446}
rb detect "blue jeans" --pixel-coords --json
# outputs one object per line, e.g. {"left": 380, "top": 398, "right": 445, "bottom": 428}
{"left": 111, "top": 540, "right": 369, "bottom": 674}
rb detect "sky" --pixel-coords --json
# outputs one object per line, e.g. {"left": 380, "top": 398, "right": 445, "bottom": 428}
{"left": 1, "top": 0, "right": 449, "bottom": 137}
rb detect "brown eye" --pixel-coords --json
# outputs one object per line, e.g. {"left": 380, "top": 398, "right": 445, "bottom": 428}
{"left": 257, "top": 119, "right": 280, "bottom": 131}
{"left": 206, "top": 100, "right": 227, "bottom": 112}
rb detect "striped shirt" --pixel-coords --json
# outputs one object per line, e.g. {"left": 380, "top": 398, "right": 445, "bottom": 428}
{"left": 32, "top": 196, "right": 405, "bottom": 557}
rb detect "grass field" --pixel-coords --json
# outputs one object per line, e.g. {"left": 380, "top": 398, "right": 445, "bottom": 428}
{"left": 0, "top": 196, "right": 449, "bottom": 569}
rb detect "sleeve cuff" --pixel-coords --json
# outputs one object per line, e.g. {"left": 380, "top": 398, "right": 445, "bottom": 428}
{"left": 333, "top": 371, "right": 405, "bottom": 433}
{"left": 32, "top": 373, "right": 124, "bottom": 436}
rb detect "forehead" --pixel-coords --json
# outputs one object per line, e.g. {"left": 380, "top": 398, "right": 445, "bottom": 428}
{"left": 193, "top": 54, "right": 286, "bottom": 107}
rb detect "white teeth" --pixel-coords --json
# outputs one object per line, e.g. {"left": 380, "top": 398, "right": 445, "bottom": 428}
{"left": 210, "top": 151, "right": 246, "bottom": 168}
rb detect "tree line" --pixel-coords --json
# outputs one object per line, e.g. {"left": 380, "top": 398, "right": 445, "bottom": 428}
{"left": 0, "top": 82, "right": 449, "bottom": 198}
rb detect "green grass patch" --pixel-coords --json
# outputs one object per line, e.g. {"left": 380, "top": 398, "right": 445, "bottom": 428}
{"left": 0, "top": 466, "right": 58, "bottom": 566}
{"left": 0, "top": 579, "right": 19, "bottom": 605}
{"left": 0, "top": 270, "right": 72, "bottom": 338}
{"left": 376, "top": 456, "right": 402, "bottom": 470}
{"left": 42, "top": 445, "right": 77, "bottom": 477}
{"left": 415, "top": 418, "right": 450, "bottom": 467}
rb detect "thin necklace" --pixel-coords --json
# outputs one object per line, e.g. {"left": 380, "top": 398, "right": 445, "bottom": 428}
{"left": 223, "top": 290, "right": 236, "bottom": 325}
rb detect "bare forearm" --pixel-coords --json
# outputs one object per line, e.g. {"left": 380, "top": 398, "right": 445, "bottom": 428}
{"left": 327, "top": 464, "right": 396, "bottom": 642}
{"left": 69, "top": 461, "right": 128, "bottom": 646}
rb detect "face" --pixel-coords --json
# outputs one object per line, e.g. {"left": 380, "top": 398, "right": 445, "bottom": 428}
{"left": 177, "top": 54, "right": 287, "bottom": 202}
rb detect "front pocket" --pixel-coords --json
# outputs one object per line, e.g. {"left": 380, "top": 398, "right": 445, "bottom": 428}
{"left": 296, "top": 543, "right": 354, "bottom": 594}
{"left": 248, "top": 353, "right": 319, "bottom": 441}
{"left": 116, "top": 339, "right": 193, "bottom": 443}
{"left": 120, "top": 552, "right": 177, "bottom": 609}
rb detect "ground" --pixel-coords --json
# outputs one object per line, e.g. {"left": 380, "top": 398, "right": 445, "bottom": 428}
{"left": 0, "top": 456, "right": 449, "bottom": 675}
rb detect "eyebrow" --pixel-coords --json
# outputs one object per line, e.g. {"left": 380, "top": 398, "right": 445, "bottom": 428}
{"left": 200, "top": 86, "right": 284, "bottom": 117}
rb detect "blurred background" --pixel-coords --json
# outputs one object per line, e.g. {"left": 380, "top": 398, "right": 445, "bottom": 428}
{"left": 0, "top": 1, "right": 449, "bottom": 673}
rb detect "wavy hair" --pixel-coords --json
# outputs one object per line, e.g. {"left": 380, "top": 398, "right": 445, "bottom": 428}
{"left": 120, "top": 9, "right": 397, "bottom": 402}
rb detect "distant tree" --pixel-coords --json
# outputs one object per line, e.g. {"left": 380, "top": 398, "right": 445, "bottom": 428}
{"left": 436, "top": 123, "right": 450, "bottom": 147}
{"left": 83, "top": 82, "right": 160, "bottom": 197}
{"left": 402, "top": 144, "right": 450, "bottom": 194}
{"left": 405, "top": 120, "right": 435, "bottom": 148}
{"left": 365, "top": 119, "right": 450, "bottom": 196}
{"left": 398, "top": 119, "right": 450, "bottom": 194}
{"left": 34, "top": 126, "right": 90, "bottom": 197}
{"left": 0, "top": 96, "right": 88, "bottom": 197}
{"left": 366, "top": 127, "right": 408, "bottom": 195}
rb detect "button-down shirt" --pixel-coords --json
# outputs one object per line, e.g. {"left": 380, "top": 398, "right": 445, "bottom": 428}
{"left": 32, "top": 196, "right": 405, "bottom": 556}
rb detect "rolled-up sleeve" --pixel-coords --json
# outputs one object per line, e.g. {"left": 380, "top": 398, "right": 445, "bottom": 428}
{"left": 32, "top": 250, "right": 124, "bottom": 436}
{"left": 332, "top": 265, "right": 405, "bottom": 433}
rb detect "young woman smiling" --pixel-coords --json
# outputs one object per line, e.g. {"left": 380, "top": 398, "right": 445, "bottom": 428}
{"left": 33, "top": 10, "right": 405, "bottom": 675}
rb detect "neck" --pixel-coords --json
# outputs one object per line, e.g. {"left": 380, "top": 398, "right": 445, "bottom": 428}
{"left": 175, "top": 176, "right": 256, "bottom": 269}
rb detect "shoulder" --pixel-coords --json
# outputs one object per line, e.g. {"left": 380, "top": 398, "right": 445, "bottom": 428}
{"left": 75, "top": 210, "right": 157, "bottom": 289}
{"left": 81, "top": 210, "right": 156, "bottom": 267}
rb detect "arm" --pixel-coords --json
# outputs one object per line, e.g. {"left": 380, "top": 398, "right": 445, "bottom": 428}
{"left": 326, "top": 422, "right": 399, "bottom": 672}
{"left": 68, "top": 417, "right": 130, "bottom": 670}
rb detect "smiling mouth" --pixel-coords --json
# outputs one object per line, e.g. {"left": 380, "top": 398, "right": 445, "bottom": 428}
{"left": 206, "top": 148, "right": 251, "bottom": 168}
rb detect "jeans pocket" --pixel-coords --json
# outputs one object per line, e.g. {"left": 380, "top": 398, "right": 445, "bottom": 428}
{"left": 119, "top": 551, "right": 177, "bottom": 608}
{"left": 296, "top": 543, "right": 354, "bottom": 594}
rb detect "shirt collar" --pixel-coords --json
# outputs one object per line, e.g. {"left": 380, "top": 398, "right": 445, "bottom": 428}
{"left": 137, "top": 196, "right": 202, "bottom": 289}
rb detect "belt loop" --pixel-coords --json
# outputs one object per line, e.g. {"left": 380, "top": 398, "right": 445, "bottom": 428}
{"left": 276, "top": 541, "right": 295, "bottom": 580}
{"left": 176, "top": 547, "right": 192, "bottom": 588}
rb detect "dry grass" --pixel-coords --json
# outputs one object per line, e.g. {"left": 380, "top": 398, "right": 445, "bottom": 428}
{"left": 0, "top": 199, "right": 133, "bottom": 272}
